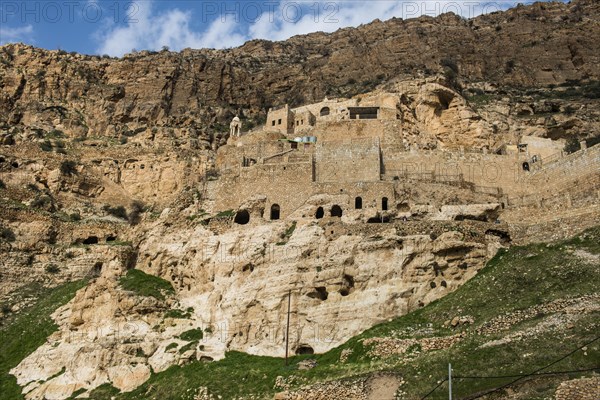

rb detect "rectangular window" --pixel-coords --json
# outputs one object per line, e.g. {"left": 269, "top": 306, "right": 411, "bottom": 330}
{"left": 272, "top": 120, "right": 275, "bottom": 126}
{"left": 278, "top": 119, "right": 282, "bottom": 125}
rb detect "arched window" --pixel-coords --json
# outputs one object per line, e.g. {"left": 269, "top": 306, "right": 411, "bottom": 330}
{"left": 320, "top": 107, "right": 330, "bottom": 116}
{"left": 355, "top": 197, "right": 362, "bottom": 209}
{"left": 382, "top": 197, "right": 388, "bottom": 211}
{"left": 270, "top": 204, "right": 280, "bottom": 220}
{"left": 331, "top": 205, "right": 342, "bottom": 217}
{"left": 234, "top": 210, "right": 250, "bottom": 225}
{"left": 522, "top": 162, "right": 530, "bottom": 171}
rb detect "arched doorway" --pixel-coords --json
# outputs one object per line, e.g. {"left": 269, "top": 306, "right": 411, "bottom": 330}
{"left": 270, "top": 204, "right": 280, "bottom": 220}
{"left": 331, "top": 205, "right": 342, "bottom": 217}
{"left": 234, "top": 210, "right": 250, "bottom": 225}
{"left": 522, "top": 162, "right": 530, "bottom": 171}
{"left": 382, "top": 197, "right": 388, "bottom": 211}
{"left": 315, "top": 207, "right": 324, "bottom": 219}
{"left": 355, "top": 197, "right": 362, "bottom": 209}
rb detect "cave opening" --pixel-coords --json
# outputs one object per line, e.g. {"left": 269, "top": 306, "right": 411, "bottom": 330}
{"left": 315, "top": 207, "right": 324, "bottom": 219}
{"left": 82, "top": 236, "right": 99, "bottom": 245}
{"left": 234, "top": 210, "right": 250, "bottom": 225}
{"left": 331, "top": 205, "right": 342, "bottom": 218}
{"left": 295, "top": 345, "right": 315, "bottom": 355}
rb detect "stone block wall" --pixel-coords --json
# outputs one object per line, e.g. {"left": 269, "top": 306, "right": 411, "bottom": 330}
{"left": 383, "top": 150, "right": 525, "bottom": 195}
{"left": 266, "top": 105, "right": 294, "bottom": 135}
{"left": 214, "top": 161, "right": 314, "bottom": 219}
{"left": 523, "top": 145, "right": 600, "bottom": 195}
{"left": 315, "top": 138, "right": 381, "bottom": 183}
{"left": 312, "top": 120, "right": 403, "bottom": 145}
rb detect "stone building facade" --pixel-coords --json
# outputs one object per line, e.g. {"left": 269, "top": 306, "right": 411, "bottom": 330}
{"left": 216, "top": 93, "right": 600, "bottom": 233}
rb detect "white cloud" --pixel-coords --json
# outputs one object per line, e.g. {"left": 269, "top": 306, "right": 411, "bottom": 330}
{"left": 248, "top": 1, "right": 521, "bottom": 41}
{"left": 0, "top": 25, "right": 34, "bottom": 45}
{"left": 94, "top": 1, "right": 540, "bottom": 56}
{"left": 95, "top": 1, "right": 245, "bottom": 56}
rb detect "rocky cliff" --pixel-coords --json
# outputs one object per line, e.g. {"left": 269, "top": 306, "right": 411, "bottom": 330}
{"left": 1, "top": 1, "right": 600, "bottom": 399}
{"left": 1, "top": 0, "right": 599, "bottom": 148}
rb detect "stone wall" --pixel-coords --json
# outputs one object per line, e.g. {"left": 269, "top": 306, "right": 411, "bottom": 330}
{"left": 315, "top": 138, "right": 381, "bottom": 183}
{"left": 292, "top": 98, "right": 358, "bottom": 122}
{"left": 313, "top": 120, "right": 403, "bottom": 144}
{"left": 383, "top": 150, "right": 525, "bottom": 195}
{"left": 523, "top": 144, "right": 600, "bottom": 196}
{"left": 212, "top": 122, "right": 599, "bottom": 244}
{"left": 266, "top": 105, "right": 294, "bottom": 135}
{"left": 213, "top": 161, "right": 314, "bottom": 219}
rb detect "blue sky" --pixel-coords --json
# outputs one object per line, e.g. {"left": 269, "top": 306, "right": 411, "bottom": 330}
{"left": 0, "top": 0, "right": 567, "bottom": 56}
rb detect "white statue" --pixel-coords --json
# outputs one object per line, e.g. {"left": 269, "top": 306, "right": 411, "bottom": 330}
{"left": 230, "top": 116, "right": 242, "bottom": 137}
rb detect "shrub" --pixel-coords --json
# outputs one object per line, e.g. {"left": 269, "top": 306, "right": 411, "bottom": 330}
{"left": 178, "top": 341, "right": 197, "bottom": 354}
{"left": 586, "top": 134, "right": 600, "bottom": 148}
{"left": 40, "top": 141, "right": 53, "bottom": 152}
{"left": 166, "top": 342, "right": 178, "bottom": 351}
{"left": 441, "top": 58, "right": 459, "bottom": 74}
{"left": 1, "top": 303, "right": 11, "bottom": 314}
{"left": 164, "top": 309, "right": 192, "bottom": 319}
{"left": 0, "top": 226, "right": 16, "bottom": 242}
{"left": 205, "top": 168, "right": 219, "bottom": 181}
{"left": 31, "top": 195, "right": 52, "bottom": 209}
{"left": 120, "top": 136, "right": 128, "bottom": 145}
{"left": 215, "top": 209, "right": 235, "bottom": 218}
{"left": 60, "top": 160, "right": 77, "bottom": 176}
{"left": 45, "top": 264, "right": 60, "bottom": 274}
{"left": 581, "top": 81, "right": 600, "bottom": 99}
{"left": 69, "top": 212, "right": 81, "bottom": 222}
{"left": 564, "top": 138, "right": 581, "bottom": 154}
{"left": 103, "top": 205, "right": 128, "bottom": 220}
{"left": 47, "top": 129, "right": 64, "bottom": 138}
{"left": 505, "top": 60, "right": 515, "bottom": 73}
{"left": 128, "top": 201, "right": 145, "bottom": 225}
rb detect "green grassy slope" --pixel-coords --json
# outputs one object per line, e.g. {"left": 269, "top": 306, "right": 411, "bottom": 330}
{"left": 0, "top": 280, "right": 88, "bottom": 400}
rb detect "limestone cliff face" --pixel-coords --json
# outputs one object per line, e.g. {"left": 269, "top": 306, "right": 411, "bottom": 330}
{"left": 11, "top": 206, "right": 502, "bottom": 398}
